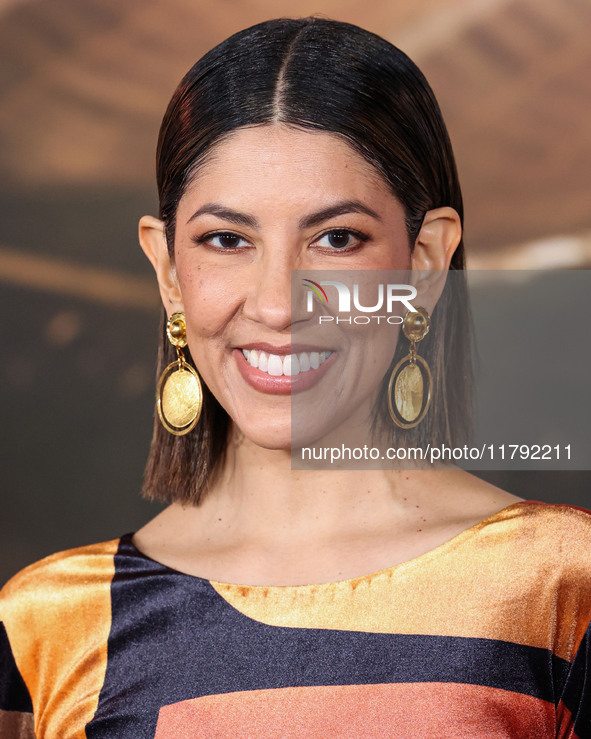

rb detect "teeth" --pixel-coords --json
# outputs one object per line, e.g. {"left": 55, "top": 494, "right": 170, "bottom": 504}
{"left": 267, "top": 354, "right": 283, "bottom": 376}
{"left": 241, "top": 349, "right": 332, "bottom": 376}
{"left": 299, "top": 352, "right": 310, "bottom": 372}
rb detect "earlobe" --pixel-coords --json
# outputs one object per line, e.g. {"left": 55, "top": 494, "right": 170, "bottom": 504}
{"left": 411, "top": 207, "right": 462, "bottom": 272}
{"left": 138, "top": 215, "right": 184, "bottom": 310}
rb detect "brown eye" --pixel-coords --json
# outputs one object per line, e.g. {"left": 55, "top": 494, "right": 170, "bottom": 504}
{"left": 214, "top": 233, "right": 243, "bottom": 248}
{"left": 193, "top": 231, "right": 251, "bottom": 249}
{"left": 314, "top": 229, "right": 368, "bottom": 250}
{"left": 328, "top": 231, "right": 351, "bottom": 248}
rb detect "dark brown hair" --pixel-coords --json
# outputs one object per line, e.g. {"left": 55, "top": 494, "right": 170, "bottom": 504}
{"left": 142, "top": 17, "right": 471, "bottom": 504}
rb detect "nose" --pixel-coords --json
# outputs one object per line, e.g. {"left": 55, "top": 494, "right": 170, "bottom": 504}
{"left": 242, "top": 249, "right": 294, "bottom": 331}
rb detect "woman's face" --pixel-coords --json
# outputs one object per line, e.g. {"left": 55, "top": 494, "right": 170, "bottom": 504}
{"left": 171, "top": 124, "right": 412, "bottom": 449}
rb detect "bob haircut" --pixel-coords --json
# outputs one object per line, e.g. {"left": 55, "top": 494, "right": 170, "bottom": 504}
{"left": 142, "top": 16, "right": 472, "bottom": 505}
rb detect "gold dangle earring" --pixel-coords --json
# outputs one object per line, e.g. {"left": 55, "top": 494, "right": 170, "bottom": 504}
{"left": 388, "top": 306, "right": 432, "bottom": 429}
{"left": 156, "top": 312, "right": 203, "bottom": 436}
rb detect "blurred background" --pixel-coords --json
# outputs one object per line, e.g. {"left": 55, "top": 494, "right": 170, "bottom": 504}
{"left": 1, "top": 0, "right": 590, "bottom": 584}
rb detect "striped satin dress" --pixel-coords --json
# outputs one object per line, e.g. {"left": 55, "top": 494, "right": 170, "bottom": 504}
{"left": 1, "top": 500, "right": 590, "bottom": 737}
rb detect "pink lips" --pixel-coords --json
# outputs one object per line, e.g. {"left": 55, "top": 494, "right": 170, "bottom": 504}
{"left": 234, "top": 348, "right": 336, "bottom": 395}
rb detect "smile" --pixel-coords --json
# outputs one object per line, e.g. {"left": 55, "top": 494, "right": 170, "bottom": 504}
{"left": 241, "top": 349, "right": 333, "bottom": 377}
{"left": 234, "top": 346, "right": 336, "bottom": 395}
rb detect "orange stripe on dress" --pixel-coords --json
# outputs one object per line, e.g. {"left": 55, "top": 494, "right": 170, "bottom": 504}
{"left": 0, "top": 539, "right": 120, "bottom": 738}
{"left": 155, "top": 682, "right": 556, "bottom": 738}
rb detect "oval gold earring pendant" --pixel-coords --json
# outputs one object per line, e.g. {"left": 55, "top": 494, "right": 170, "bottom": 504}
{"left": 156, "top": 311, "right": 203, "bottom": 436}
{"left": 387, "top": 307, "right": 432, "bottom": 429}
{"left": 157, "top": 361, "right": 203, "bottom": 435}
{"left": 387, "top": 354, "right": 432, "bottom": 428}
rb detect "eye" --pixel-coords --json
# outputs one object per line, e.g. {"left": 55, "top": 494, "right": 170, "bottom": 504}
{"left": 313, "top": 229, "right": 368, "bottom": 250}
{"left": 193, "top": 231, "right": 251, "bottom": 249}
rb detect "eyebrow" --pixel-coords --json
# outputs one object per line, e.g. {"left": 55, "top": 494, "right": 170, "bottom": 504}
{"left": 186, "top": 200, "right": 383, "bottom": 229}
{"left": 187, "top": 204, "right": 258, "bottom": 228}
{"left": 298, "top": 201, "right": 382, "bottom": 229}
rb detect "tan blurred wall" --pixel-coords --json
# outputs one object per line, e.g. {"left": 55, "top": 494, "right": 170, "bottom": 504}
{"left": 1, "top": 0, "right": 590, "bottom": 584}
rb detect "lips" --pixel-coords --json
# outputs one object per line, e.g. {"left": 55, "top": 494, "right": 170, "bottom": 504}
{"left": 234, "top": 346, "right": 336, "bottom": 394}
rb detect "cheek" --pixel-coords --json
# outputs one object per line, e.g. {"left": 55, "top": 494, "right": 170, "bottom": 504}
{"left": 176, "top": 261, "right": 241, "bottom": 343}
{"left": 357, "top": 324, "right": 401, "bottom": 383}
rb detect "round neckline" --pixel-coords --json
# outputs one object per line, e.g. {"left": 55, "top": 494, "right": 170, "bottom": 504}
{"left": 124, "top": 500, "right": 541, "bottom": 591}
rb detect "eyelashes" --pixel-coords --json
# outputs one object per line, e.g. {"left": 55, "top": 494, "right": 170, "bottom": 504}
{"left": 191, "top": 228, "right": 370, "bottom": 252}
{"left": 313, "top": 229, "right": 369, "bottom": 250}
{"left": 193, "top": 232, "right": 248, "bottom": 249}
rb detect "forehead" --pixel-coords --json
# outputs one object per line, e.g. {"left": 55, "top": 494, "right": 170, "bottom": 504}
{"left": 179, "top": 124, "right": 394, "bottom": 212}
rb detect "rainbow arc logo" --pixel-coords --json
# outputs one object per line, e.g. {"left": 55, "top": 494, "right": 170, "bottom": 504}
{"left": 302, "top": 278, "right": 329, "bottom": 305}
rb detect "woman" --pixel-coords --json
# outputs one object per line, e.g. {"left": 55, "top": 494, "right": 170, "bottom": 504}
{"left": 1, "top": 17, "right": 590, "bottom": 738}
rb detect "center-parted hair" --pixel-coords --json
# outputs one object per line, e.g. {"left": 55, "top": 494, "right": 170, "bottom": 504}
{"left": 143, "top": 17, "right": 472, "bottom": 504}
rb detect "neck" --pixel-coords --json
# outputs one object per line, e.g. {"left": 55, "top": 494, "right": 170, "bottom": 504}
{"left": 181, "top": 429, "right": 461, "bottom": 549}
{"left": 137, "top": 429, "right": 520, "bottom": 586}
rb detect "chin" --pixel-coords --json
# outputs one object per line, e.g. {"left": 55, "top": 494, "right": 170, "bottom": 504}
{"left": 236, "top": 418, "right": 292, "bottom": 452}
{"left": 247, "top": 432, "right": 292, "bottom": 452}
{"left": 238, "top": 416, "right": 340, "bottom": 452}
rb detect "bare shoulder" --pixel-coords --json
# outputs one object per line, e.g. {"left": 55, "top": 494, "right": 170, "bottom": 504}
{"left": 408, "top": 469, "right": 525, "bottom": 528}
{"left": 424, "top": 469, "right": 591, "bottom": 555}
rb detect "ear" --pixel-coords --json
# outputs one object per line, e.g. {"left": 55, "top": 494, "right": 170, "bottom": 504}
{"left": 410, "top": 207, "right": 462, "bottom": 313}
{"left": 138, "top": 215, "right": 184, "bottom": 311}
{"left": 411, "top": 207, "right": 461, "bottom": 271}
